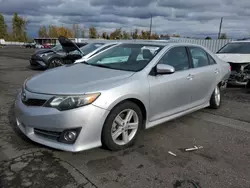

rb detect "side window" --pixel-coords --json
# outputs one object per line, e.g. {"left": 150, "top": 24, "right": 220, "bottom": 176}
{"left": 207, "top": 54, "right": 217, "bottom": 65}
{"left": 158, "top": 47, "right": 190, "bottom": 71}
{"left": 189, "top": 47, "right": 210, "bottom": 68}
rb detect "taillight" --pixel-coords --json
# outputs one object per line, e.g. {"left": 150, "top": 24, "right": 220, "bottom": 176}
{"left": 229, "top": 66, "right": 232, "bottom": 70}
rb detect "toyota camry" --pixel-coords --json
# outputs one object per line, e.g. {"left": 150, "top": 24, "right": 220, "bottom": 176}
{"left": 15, "top": 42, "right": 231, "bottom": 152}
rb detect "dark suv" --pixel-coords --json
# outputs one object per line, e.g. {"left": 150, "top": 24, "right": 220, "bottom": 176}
{"left": 29, "top": 41, "right": 87, "bottom": 70}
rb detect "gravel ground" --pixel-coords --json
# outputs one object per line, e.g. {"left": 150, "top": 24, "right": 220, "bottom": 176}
{"left": 0, "top": 46, "right": 250, "bottom": 188}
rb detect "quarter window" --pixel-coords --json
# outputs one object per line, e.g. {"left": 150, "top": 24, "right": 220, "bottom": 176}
{"left": 207, "top": 54, "right": 217, "bottom": 65}
{"left": 158, "top": 47, "right": 190, "bottom": 71}
{"left": 189, "top": 47, "right": 210, "bottom": 68}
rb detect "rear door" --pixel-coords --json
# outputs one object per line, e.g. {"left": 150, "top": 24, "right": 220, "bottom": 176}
{"left": 187, "top": 46, "right": 220, "bottom": 106}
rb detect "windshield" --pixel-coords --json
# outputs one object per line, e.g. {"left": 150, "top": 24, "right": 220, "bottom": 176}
{"left": 79, "top": 43, "right": 105, "bottom": 55}
{"left": 85, "top": 43, "right": 163, "bottom": 72}
{"left": 217, "top": 42, "right": 250, "bottom": 54}
{"left": 51, "top": 44, "right": 63, "bottom": 52}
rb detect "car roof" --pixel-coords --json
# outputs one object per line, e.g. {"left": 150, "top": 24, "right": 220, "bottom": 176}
{"left": 108, "top": 40, "right": 206, "bottom": 48}
{"left": 230, "top": 40, "right": 250, "bottom": 43}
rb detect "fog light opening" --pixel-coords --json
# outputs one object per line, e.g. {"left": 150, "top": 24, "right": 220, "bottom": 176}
{"left": 64, "top": 131, "right": 77, "bottom": 142}
{"left": 58, "top": 127, "right": 82, "bottom": 144}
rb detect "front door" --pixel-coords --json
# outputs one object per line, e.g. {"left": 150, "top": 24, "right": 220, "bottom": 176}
{"left": 148, "top": 46, "right": 195, "bottom": 122}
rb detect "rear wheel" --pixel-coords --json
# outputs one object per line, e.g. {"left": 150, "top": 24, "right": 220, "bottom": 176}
{"left": 102, "top": 101, "right": 143, "bottom": 151}
{"left": 209, "top": 85, "right": 221, "bottom": 109}
{"left": 48, "top": 58, "right": 63, "bottom": 69}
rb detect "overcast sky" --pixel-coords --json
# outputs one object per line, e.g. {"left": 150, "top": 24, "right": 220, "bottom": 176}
{"left": 0, "top": 0, "right": 249, "bottom": 38}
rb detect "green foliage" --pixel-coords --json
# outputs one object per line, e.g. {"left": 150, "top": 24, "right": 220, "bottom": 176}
{"left": 12, "top": 12, "right": 28, "bottom": 41}
{"left": 205, "top": 36, "right": 212, "bottom": 40}
{"left": 110, "top": 28, "right": 122, "bottom": 39}
{"left": 38, "top": 26, "right": 48, "bottom": 38}
{"left": 219, "top": 33, "right": 227, "bottom": 39}
{"left": 89, "top": 26, "right": 97, "bottom": 38}
{"left": 0, "top": 14, "right": 7, "bottom": 39}
{"left": 132, "top": 29, "right": 139, "bottom": 39}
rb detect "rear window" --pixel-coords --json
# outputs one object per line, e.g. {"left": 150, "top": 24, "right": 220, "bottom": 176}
{"left": 217, "top": 42, "right": 250, "bottom": 54}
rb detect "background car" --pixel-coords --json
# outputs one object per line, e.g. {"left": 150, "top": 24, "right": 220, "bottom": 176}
{"left": 29, "top": 39, "right": 87, "bottom": 70}
{"left": 24, "top": 42, "right": 36, "bottom": 48}
{"left": 216, "top": 41, "right": 250, "bottom": 86}
{"left": 15, "top": 42, "right": 230, "bottom": 152}
{"left": 58, "top": 36, "right": 114, "bottom": 66}
{"left": 74, "top": 42, "right": 120, "bottom": 63}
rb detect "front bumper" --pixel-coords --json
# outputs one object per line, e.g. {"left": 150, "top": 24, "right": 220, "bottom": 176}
{"left": 14, "top": 91, "right": 110, "bottom": 152}
{"left": 30, "top": 56, "right": 48, "bottom": 69}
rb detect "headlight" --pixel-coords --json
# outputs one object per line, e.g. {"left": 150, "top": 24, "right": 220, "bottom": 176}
{"left": 39, "top": 53, "right": 48, "bottom": 57}
{"left": 44, "top": 93, "right": 101, "bottom": 111}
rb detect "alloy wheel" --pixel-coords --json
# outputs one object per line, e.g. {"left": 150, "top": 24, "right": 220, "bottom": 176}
{"left": 215, "top": 86, "right": 221, "bottom": 106}
{"left": 111, "top": 109, "right": 139, "bottom": 145}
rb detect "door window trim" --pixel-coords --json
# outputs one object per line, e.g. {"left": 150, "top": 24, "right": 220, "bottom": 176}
{"left": 186, "top": 46, "right": 212, "bottom": 68}
{"left": 155, "top": 46, "right": 192, "bottom": 73}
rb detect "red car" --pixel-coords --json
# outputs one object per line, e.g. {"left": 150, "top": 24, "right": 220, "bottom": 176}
{"left": 43, "top": 44, "right": 52, "bottom": 49}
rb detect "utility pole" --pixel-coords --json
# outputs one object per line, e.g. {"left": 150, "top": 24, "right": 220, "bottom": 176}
{"left": 149, "top": 14, "right": 152, "bottom": 39}
{"left": 218, "top": 17, "right": 223, "bottom": 39}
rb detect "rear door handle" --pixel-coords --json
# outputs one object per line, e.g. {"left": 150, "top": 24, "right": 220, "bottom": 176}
{"left": 187, "top": 74, "right": 194, "bottom": 80}
{"left": 214, "top": 68, "right": 220, "bottom": 74}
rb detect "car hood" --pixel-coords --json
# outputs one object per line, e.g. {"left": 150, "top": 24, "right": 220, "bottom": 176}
{"left": 34, "top": 49, "right": 54, "bottom": 54}
{"left": 58, "top": 36, "right": 83, "bottom": 54}
{"left": 216, "top": 53, "right": 250, "bottom": 63}
{"left": 25, "top": 63, "right": 134, "bottom": 95}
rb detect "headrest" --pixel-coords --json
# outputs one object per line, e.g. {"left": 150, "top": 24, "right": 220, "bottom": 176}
{"left": 142, "top": 49, "right": 153, "bottom": 59}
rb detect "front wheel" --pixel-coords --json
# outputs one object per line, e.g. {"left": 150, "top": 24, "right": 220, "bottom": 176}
{"left": 101, "top": 101, "right": 143, "bottom": 151}
{"left": 48, "top": 58, "right": 63, "bottom": 69}
{"left": 209, "top": 85, "right": 221, "bottom": 109}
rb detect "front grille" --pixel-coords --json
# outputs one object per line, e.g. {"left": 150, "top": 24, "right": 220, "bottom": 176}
{"left": 34, "top": 128, "right": 61, "bottom": 141}
{"left": 22, "top": 99, "right": 47, "bottom": 106}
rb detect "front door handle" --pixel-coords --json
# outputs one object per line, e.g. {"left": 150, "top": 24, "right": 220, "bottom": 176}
{"left": 187, "top": 74, "right": 194, "bottom": 80}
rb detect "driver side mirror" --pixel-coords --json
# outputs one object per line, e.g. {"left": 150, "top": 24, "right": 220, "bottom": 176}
{"left": 156, "top": 64, "right": 175, "bottom": 74}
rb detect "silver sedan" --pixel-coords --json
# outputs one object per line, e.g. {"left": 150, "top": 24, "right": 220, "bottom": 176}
{"left": 15, "top": 42, "right": 231, "bottom": 152}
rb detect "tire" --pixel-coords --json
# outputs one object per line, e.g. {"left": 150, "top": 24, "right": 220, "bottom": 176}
{"left": 246, "top": 80, "right": 250, "bottom": 93}
{"left": 209, "top": 85, "right": 221, "bottom": 109}
{"left": 48, "top": 58, "right": 63, "bottom": 69}
{"left": 101, "top": 101, "right": 143, "bottom": 151}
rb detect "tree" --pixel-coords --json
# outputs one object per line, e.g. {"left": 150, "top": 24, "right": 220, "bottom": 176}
{"left": 72, "top": 24, "right": 81, "bottom": 38}
{"left": 81, "top": 29, "right": 85, "bottom": 38}
{"left": 110, "top": 28, "right": 122, "bottom": 39}
{"left": 219, "top": 33, "right": 227, "bottom": 39}
{"left": 205, "top": 36, "right": 212, "bottom": 40}
{"left": 172, "top": 34, "right": 180, "bottom": 37}
{"left": 0, "top": 14, "right": 7, "bottom": 39}
{"left": 89, "top": 26, "right": 97, "bottom": 38}
{"left": 38, "top": 26, "right": 48, "bottom": 38}
{"left": 132, "top": 29, "right": 139, "bottom": 39}
{"left": 122, "top": 30, "right": 130, "bottom": 39}
{"left": 48, "top": 25, "right": 58, "bottom": 38}
{"left": 140, "top": 30, "right": 150, "bottom": 39}
{"left": 151, "top": 33, "right": 159, "bottom": 39}
{"left": 12, "top": 13, "right": 28, "bottom": 41}
{"left": 102, "top": 32, "right": 107, "bottom": 39}
{"left": 56, "top": 26, "right": 73, "bottom": 38}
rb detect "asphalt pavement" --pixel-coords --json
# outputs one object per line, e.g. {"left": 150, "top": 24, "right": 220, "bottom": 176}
{"left": 0, "top": 46, "right": 250, "bottom": 188}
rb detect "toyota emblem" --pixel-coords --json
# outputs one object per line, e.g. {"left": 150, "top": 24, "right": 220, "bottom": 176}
{"left": 21, "top": 91, "right": 27, "bottom": 102}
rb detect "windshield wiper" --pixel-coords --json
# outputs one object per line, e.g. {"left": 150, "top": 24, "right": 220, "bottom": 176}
{"left": 91, "top": 64, "right": 111, "bottom": 68}
{"left": 81, "top": 61, "right": 90, "bottom": 65}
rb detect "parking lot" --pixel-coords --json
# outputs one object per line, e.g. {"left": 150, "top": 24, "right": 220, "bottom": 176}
{"left": 0, "top": 46, "right": 250, "bottom": 188}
